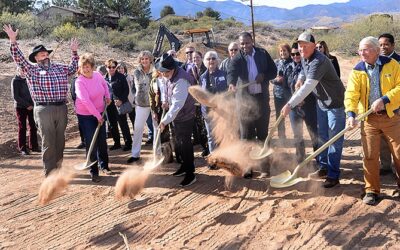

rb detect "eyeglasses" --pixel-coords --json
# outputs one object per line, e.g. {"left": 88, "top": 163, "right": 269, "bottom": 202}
{"left": 229, "top": 48, "right": 238, "bottom": 52}
{"left": 107, "top": 66, "right": 116, "bottom": 69}
{"left": 291, "top": 52, "right": 300, "bottom": 56}
{"left": 316, "top": 45, "right": 323, "bottom": 49}
{"left": 185, "top": 51, "right": 194, "bottom": 54}
{"left": 206, "top": 57, "right": 217, "bottom": 61}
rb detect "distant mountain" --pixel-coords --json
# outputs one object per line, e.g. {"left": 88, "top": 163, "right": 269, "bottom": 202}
{"left": 151, "top": 0, "right": 400, "bottom": 27}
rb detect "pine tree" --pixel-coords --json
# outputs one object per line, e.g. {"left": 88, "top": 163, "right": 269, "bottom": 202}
{"left": 0, "top": 0, "right": 33, "bottom": 14}
{"left": 160, "top": 5, "right": 175, "bottom": 18}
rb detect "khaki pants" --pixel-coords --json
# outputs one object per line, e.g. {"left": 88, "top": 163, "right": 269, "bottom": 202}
{"left": 380, "top": 137, "right": 393, "bottom": 170}
{"left": 361, "top": 113, "right": 400, "bottom": 194}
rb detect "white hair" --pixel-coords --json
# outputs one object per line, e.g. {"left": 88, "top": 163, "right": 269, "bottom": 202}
{"left": 203, "top": 51, "right": 220, "bottom": 68}
{"left": 360, "top": 36, "right": 380, "bottom": 49}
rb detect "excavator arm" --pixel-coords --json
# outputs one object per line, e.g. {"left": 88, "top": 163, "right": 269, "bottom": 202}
{"left": 152, "top": 24, "right": 183, "bottom": 58}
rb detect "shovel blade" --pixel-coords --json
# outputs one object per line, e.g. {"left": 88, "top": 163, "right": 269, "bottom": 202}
{"left": 249, "top": 147, "right": 273, "bottom": 160}
{"left": 270, "top": 176, "right": 306, "bottom": 188}
{"left": 74, "top": 160, "right": 97, "bottom": 171}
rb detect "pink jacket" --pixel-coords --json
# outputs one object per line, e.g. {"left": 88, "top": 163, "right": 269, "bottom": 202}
{"left": 75, "top": 71, "right": 110, "bottom": 120}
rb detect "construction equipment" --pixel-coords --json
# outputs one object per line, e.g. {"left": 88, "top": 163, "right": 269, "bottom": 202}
{"left": 152, "top": 24, "right": 183, "bottom": 58}
{"left": 184, "top": 28, "right": 228, "bottom": 57}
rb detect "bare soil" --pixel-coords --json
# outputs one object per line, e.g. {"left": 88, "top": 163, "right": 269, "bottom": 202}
{"left": 0, "top": 40, "right": 399, "bottom": 249}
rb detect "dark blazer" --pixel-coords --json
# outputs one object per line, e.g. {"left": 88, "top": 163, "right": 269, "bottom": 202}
{"left": 227, "top": 47, "right": 277, "bottom": 101}
{"left": 11, "top": 75, "right": 34, "bottom": 108}
{"left": 105, "top": 71, "right": 129, "bottom": 103}
{"left": 390, "top": 51, "right": 400, "bottom": 62}
{"left": 328, "top": 55, "right": 341, "bottom": 78}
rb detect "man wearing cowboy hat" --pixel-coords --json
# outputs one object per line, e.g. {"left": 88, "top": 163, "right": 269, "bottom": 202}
{"left": 156, "top": 53, "right": 197, "bottom": 187}
{"left": 3, "top": 24, "right": 79, "bottom": 177}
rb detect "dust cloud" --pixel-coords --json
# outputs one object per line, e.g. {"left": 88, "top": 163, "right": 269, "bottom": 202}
{"left": 38, "top": 168, "right": 75, "bottom": 205}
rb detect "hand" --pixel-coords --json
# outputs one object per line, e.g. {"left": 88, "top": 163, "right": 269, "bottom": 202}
{"left": 105, "top": 98, "right": 111, "bottom": 106}
{"left": 159, "top": 122, "right": 166, "bottom": 133}
{"left": 255, "top": 73, "right": 265, "bottom": 84}
{"left": 275, "top": 76, "right": 284, "bottom": 84}
{"left": 3, "top": 24, "right": 18, "bottom": 43}
{"left": 98, "top": 118, "right": 104, "bottom": 126}
{"left": 162, "top": 102, "right": 169, "bottom": 110}
{"left": 281, "top": 103, "right": 292, "bottom": 117}
{"left": 228, "top": 84, "right": 237, "bottom": 92}
{"left": 115, "top": 100, "right": 122, "bottom": 107}
{"left": 346, "top": 117, "right": 357, "bottom": 130}
{"left": 27, "top": 106, "right": 33, "bottom": 110}
{"left": 295, "top": 80, "right": 303, "bottom": 90}
{"left": 70, "top": 37, "right": 79, "bottom": 52}
{"left": 371, "top": 98, "right": 384, "bottom": 113}
{"left": 152, "top": 113, "right": 159, "bottom": 123}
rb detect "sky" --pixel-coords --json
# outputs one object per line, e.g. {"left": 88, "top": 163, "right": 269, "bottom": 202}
{"left": 198, "top": 0, "right": 350, "bottom": 9}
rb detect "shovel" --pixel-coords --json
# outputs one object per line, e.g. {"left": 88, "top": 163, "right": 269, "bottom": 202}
{"left": 270, "top": 108, "right": 373, "bottom": 188}
{"left": 74, "top": 110, "right": 107, "bottom": 171}
{"left": 249, "top": 113, "right": 284, "bottom": 160}
{"left": 145, "top": 110, "right": 166, "bottom": 171}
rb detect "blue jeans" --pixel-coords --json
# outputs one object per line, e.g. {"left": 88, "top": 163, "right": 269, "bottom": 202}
{"left": 316, "top": 105, "right": 345, "bottom": 180}
{"left": 204, "top": 117, "right": 216, "bottom": 152}
{"left": 77, "top": 114, "right": 109, "bottom": 176}
{"left": 146, "top": 113, "right": 154, "bottom": 140}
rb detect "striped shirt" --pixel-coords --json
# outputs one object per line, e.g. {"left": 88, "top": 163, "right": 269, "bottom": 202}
{"left": 10, "top": 42, "right": 79, "bottom": 103}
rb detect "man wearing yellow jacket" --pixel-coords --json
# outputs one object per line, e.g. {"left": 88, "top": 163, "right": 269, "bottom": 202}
{"left": 345, "top": 36, "right": 400, "bottom": 205}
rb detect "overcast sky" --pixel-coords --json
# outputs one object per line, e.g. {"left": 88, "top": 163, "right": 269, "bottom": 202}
{"left": 199, "top": 0, "right": 350, "bottom": 9}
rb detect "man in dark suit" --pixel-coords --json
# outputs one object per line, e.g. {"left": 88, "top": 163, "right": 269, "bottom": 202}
{"left": 378, "top": 33, "right": 400, "bottom": 176}
{"left": 227, "top": 32, "right": 277, "bottom": 178}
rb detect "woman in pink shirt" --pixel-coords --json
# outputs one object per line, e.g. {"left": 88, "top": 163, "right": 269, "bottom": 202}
{"left": 75, "top": 53, "right": 111, "bottom": 183}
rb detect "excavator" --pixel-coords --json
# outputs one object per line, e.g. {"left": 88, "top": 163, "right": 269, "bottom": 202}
{"left": 152, "top": 24, "right": 228, "bottom": 58}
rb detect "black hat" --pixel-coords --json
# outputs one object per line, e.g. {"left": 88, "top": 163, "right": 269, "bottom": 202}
{"left": 155, "top": 53, "right": 178, "bottom": 72}
{"left": 28, "top": 45, "right": 53, "bottom": 63}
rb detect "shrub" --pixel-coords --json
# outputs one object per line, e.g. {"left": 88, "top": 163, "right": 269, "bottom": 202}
{"left": 51, "top": 23, "right": 85, "bottom": 41}
{"left": 0, "top": 12, "right": 37, "bottom": 39}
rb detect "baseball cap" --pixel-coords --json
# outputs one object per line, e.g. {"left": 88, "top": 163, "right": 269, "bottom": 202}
{"left": 297, "top": 32, "right": 315, "bottom": 43}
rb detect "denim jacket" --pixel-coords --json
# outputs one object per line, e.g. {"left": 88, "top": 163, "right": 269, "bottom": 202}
{"left": 271, "top": 58, "right": 293, "bottom": 98}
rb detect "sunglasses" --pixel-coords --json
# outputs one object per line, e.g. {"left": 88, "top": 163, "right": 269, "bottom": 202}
{"left": 291, "top": 52, "right": 300, "bottom": 56}
{"left": 316, "top": 45, "right": 323, "bottom": 49}
{"left": 206, "top": 57, "right": 216, "bottom": 61}
{"left": 107, "top": 66, "right": 116, "bottom": 69}
{"left": 185, "top": 51, "right": 194, "bottom": 54}
{"left": 229, "top": 49, "right": 238, "bottom": 52}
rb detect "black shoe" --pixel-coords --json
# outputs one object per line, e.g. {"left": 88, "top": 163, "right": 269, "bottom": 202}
{"left": 122, "top": 144, "right": 132, "bottom": 151}
{"left": 109, "top": 144, "right": 121, "bottom": 151}
{"left": 180, "top": 174, "right": 196, "bottom": 187}
{"left": 201, "top": 149, "right": 210, "bottom": 157}
{"left": 145, "top": 139, "right": 153, "bottom": 146}
{"left": 76, "top": 142, "right": 86, "bottom": 149}
{"left": 172, "top": 167, "right": 186, "bottom": 177}
{"left": 91, "top": 175, "right": 101, "bottom": 183}
{"left": 323, "top": 177, "right": 340, "bottom": 188}
{"left": 380, "top": 168, "right": 392, "bottom": 176}
{"left": 101, "top": 168, "right": 113, "bottom": 175}
{"left": 127, "top": 157, "right": 140, "bottom": 163}
{"left": 309, "top": 168, "right": 328, "bottom": 179}
{"left": 243, "top": 170, "right": 253, "bottom": 179}
{"left": 20, "top": 150, "right": 30, "bottom": 156}
{"left": 363, "top": 192, "right": 378, "bottom": 205}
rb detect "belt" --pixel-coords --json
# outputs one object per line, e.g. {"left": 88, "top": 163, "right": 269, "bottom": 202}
{"left": 36, "top": 101, "right": 65, "bottom": 106}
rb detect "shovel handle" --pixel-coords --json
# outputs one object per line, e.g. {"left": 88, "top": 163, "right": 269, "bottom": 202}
{"left": 85, "top": 109, "right": 107, "bottom": 165}
{"left": 262, "top": 114, "right": 284, "bottom": 151}
{"left": 293, "top": 108, "right": 373, "bottom": 175}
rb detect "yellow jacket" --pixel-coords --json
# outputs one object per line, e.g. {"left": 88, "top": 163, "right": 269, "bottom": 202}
{"left": 345, "top": 56, "right": 400, "bottom": 118}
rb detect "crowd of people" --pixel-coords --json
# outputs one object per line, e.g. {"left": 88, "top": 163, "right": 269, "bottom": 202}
{"left": 4, "top": 22, "right": 400, "bottom": 205}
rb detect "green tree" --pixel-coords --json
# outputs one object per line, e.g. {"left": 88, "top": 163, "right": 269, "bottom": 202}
{"left": 203, "top": 7, "right": 220, "bottom": 20}
{"left": 0, "top": 0, "right": 33, "bottom": 14}
{"left": 52, "top": 0, "right": 78, "bottom": 8}
{"left": 78, "top": 0, "right": 109, "bottom": 27}
{"left": 106, "top": 0, "right": 132, "bottom": 18}
{"left": 160, "top": 5, "right": 175, "bottom": 18}
{"left": 130, "top": 0, "right": 151, "bottom": 28}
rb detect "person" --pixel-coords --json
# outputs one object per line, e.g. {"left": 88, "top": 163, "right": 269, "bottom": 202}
{"left": 104, "top": 59, "right": 132, "bottom": 151}
{"left": 3, "top": 24, "right": 78, "bottom": 176}
{"left": 156, "top": 53, "right": 196, "bottom": 187}
{"left": 182, "top": 46, "right": 195, "bottom": 70}
{"left": 200, "top": 51, "right": 228, "bottom": 168}
{"left": 11, "top": 67, "right": 39, "bottom": 156}
{"left": 345, "top": 36, "right": 400, "bottom": 205}
{"left": 219, "top": 42, "right": 240, "bottom": 72}
{"left": 281, "top": 32, "right": 346, "bottom": 188}
{"left": 287, "top": 43, "right": 318, "bottom": 163}
{"left": 271, "top": 43, "right": 293, "bottom": 140}
{"left": 227, "top": 31, "right": 277, "bottom": 179}
{"left": 75, "top": 53, "right": 112, "bottom": 183}
{"left": 128, "top": 51, "right": 154, "bottom": 163}
{"left": 378, "top": 33, "right": 400, "bottom": 175}
{"left": 187, "top": 51, "right": 209, "bottom": 156}
{"left": 316, "top": 41, "right": 341, "bottom": 77}
{"left": 117, "top": 62, "right": 136, "bottom": 131}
